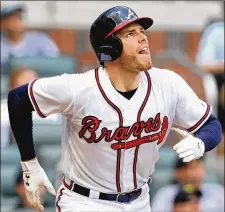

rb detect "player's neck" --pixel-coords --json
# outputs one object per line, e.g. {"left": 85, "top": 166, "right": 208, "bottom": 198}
{"left": 104, "top": 65, "right": 140, "bottom": 92}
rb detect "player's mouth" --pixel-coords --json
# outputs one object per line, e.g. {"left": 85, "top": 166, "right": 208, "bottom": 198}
{"left": 138, "top": 47, "right": 149, "bottom": 55}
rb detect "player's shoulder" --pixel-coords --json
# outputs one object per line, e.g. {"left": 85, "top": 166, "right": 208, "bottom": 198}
{"left": 36, "top": 68, "right": 97, "bottom": 89}
{"left": 147, "top": 67, "right": 183, "bottom": 83}
{"left": 66, "top": 68, "right": 97, "bottom": 89}
{"left": 147, "top": 67, "right": 179, "bottom": 78}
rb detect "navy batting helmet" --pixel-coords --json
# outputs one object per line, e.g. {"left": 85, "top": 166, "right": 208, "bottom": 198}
{"left": 90, "top": 6, "right": 153, "bottom": 63}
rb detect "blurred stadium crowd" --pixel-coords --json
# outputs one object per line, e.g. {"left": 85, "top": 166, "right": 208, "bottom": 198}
{"left": 1, "top": 1, "right": 224, "bottom": 212}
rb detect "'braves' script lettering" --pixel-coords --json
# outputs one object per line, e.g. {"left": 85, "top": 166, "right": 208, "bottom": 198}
{"left": 79, "top": 113, "right": 168, "bottom": 149}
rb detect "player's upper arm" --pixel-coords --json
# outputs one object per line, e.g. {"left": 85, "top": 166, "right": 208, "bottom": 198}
{"left": 172, "top": 72, "right": 212, "bottom": 133}
{"left": 28, "top": 74, "right": 74, "bottom": 118}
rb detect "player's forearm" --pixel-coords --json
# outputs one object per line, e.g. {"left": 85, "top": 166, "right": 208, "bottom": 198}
{"left": 195, "top": 114, "right": 222, "bottom": 152}
{"left": 8, "top": 84, "right": 36, "bottom": 161}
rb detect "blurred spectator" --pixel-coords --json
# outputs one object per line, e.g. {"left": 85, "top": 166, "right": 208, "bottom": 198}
{"left": 9, "top": 66, "right": 38, "bottom": 89}
{"left": 15, "top": 168, "right": 48, "bottom": 209}
{"left": 196, "top": 21, "right": 224, "bottom": 71}
{"left": 151, "top": 157, "right": 224, "bottom": 212}
{"left": 1, "top": 3, "right": 59, "bottom": 75}
{"left": 1, "top": 67, "right": 61, "bottom": 148}
{"left": 173, "top": 184, "right": 201, "bottom": 212}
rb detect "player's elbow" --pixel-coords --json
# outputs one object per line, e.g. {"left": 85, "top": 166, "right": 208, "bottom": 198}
{"left": 8, "top": 84, "right": 34, "bottom": 114}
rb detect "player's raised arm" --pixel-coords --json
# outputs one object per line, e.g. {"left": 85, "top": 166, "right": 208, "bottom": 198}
{"left": 172, "top": 72, "right": 222, "bottom": 162}
{"left": 7, "top": 73, "right": 73, "bottom": 211}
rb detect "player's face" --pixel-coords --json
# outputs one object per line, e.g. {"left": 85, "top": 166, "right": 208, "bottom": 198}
{"left": 115, "top": 23, "right": 152, "bottom": 72}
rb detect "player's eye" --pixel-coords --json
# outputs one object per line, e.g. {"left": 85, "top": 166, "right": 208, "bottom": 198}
{"left": 126, "top": 32, "right": 134, "bottom": 38}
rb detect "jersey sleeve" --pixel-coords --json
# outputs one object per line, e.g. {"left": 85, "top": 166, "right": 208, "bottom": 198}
{"left": 28, "top": 74, "right": 74, "bottom": 118}
{"left": 173, "top": 73, "right": 212, "bottom": 133}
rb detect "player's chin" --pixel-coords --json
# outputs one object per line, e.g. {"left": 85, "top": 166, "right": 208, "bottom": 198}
{"left": 137, "top": 56, "right": 152, "bottom": 71}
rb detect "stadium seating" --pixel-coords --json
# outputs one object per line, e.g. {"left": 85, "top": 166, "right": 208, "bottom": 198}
{"left": 38, "top": 145, "right": 61, "bottom": 169}
{"left": 1, "top": 165, "right": 20, "bottom": 197}
{"left": 1, "top": 144, "right": 21, "bottom": 165}
{"left": 156, "top": 146, "right": 177, "bottom": 169}
{"left": 33, "top": 124, "right": 62, "bottom": 146}
{"left": 1, "top": 195, "right": 18, "bottom": 212}
{"left": 149, "top": 168, "right": 175, "bottom": 200}
{"left": 1, "top": 75, "right": 9, "bottom": 98}
{"left": 7, "top": 55, "right": 78, "bottom": 77}
{"left": 1, "top": 55, "right": 78, "bottom": 98}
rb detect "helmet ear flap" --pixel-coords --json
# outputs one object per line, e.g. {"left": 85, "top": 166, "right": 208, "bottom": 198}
{"left": 97, "top": 35, "right": 123, "bottom": 61}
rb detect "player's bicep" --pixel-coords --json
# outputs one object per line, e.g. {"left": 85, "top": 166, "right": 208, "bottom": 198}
{"left": 28, "top": 74, "right": 73, "bottom": 117}
{"left": 173, "top": 74, "right": 212, "bottom": 133}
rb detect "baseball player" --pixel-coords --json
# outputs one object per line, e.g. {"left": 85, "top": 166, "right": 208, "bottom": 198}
{"left": 8, "top": 6, "right": 222, "bottom": 212}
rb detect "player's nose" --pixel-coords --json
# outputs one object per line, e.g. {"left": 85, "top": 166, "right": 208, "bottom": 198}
{"left": 138, "top": 33, "right": 147, "bottom": 44}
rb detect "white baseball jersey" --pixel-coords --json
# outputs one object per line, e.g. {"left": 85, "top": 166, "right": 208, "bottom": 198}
{"left": 28, "top": 67, "right": 211, "bottom": 193}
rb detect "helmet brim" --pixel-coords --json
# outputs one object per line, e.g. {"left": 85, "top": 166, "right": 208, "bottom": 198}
{"left": 105, "top": 17, "right": 153, "bottom": 39}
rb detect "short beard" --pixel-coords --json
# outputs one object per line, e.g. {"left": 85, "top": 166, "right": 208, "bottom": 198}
{"left": 119, "top": 55, "right": 152, "bottom": 72}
